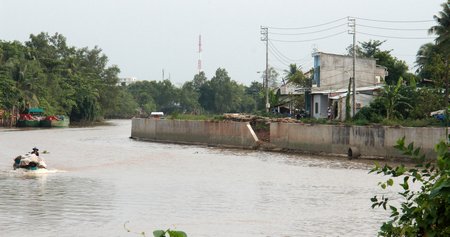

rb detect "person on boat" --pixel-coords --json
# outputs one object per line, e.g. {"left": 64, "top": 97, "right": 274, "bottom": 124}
{"left": 13, "top": 156, "right": 22, "bottom": 169}
{"left": 31, "top": 147, "right": 39, "bottom": 156}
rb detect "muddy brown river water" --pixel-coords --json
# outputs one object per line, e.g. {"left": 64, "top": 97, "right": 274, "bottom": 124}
{"left": 0, "top": 120, "right": 392, "bottom": 236}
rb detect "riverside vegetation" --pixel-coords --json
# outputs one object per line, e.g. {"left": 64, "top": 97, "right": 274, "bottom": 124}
{"left": 370, "top": 137, "right": 450, "bottom": 236}
{"left": 1, "top": 2, "right": 449, "bottom": 127}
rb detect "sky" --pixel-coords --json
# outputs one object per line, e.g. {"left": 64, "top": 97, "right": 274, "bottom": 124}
{"left": 0, "top": 0, "right": 445, "bottom": 86}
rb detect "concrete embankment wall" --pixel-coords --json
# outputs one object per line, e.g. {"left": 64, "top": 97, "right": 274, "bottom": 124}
{"left": 131, "top": 118, "right": 258, "bottom": 149}
{"left": 270, "top": 123, "right": 447, "bottom": 158}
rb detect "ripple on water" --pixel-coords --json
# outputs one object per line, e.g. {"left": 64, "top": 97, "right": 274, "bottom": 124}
{"left": 0, "top": 172, "right": 116, "bottom": 236}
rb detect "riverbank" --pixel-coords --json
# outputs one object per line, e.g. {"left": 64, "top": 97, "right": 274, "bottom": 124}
{"left": 130, "top": 118, "right": 447, "bottom": 160}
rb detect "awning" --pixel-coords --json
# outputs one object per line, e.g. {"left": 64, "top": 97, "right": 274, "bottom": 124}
{"left": 311, "top": 85, "right": 383, "bottom": 95}
{"left": 28, "top": 108, "right": 44, "bottom": 113}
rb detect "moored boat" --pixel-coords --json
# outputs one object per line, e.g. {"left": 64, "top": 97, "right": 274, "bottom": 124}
{"left": 40, "top": 115, "right": 70, "bottom": 128}
{"left": 16, "top": 107, "right": 70, "bottom": 128}
{"left": 16, "top": 108, "right": 44, "bottom": 127}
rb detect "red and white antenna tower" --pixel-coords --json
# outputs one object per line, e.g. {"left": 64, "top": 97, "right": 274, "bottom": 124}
{"left": 198, "top": 34, "right": 202, "bottom": 73}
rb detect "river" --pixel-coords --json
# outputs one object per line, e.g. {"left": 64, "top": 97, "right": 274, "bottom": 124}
{"left": 0, "top": 120, "right": 391, "bottom": 237}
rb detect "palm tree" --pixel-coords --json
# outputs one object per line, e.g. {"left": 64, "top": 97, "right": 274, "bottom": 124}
{"left": 415, "top": 43, "right": 437, "bottom": 73}
{"left": 428, "top": 1, "right": 450, "bottom": 55}
{"left": 429, "top": 1, "right": 450, "bottom": 135}
{"left": 284, "top": 64, "right": 299, "bottom": 83}
{"left": 284, "top": 64, "right": 309, "bottom": 88}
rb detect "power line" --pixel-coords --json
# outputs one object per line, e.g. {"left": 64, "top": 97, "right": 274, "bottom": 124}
{"left": 358, "top": 24, "right": 429, "bottom": 31}
{"left": 267, "top": 17, "right": 347, "bottom": 30}
{"left": 270, "top": 23, "right": 347, "bottom": 35}
{"left": 268, "top": 41, "right": 312, "bottom": 63}
{"left": 358, "top": 31, "right": 435, "bottom": 40}
{"left": 270, "top": 31, "right": 348, "bottom": 43}
{"left": 267, "top": 64, "right": 286, "bottom": 72}
{"left": 268, "top": 47, "right": 292, "bottom": 66}
{"left": 352, "top": 16, "right": 434, "bottom": 23}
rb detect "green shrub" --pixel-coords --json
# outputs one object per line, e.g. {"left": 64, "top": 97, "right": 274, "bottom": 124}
{"left": 353, "top": 119, "right": 370, "bottom": 126}
{"left": 370, "top": 137, "right": 450, "bottom": 236}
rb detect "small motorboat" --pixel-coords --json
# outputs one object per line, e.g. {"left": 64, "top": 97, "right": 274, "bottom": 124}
{"left": 13, "top": 153, "right": 47, "bottom": 171}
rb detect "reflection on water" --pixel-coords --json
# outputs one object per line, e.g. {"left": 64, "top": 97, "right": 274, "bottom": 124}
{"left": 0, "top": 120, "right": 391, "bottom": 236}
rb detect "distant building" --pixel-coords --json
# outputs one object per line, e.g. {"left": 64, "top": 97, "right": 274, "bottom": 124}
{"left": 118, "top": 77, "right": 137, "bottom": 86}
{"left": 311, "top": 52, "right": 387, "bottom": 120}
{"left": 273, "top": 70, "right": 313, "bottom": 116}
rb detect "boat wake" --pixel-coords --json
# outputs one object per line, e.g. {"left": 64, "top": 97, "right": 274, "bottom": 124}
{"left": 3, "top": 169, "right": 66, "bottom": 176}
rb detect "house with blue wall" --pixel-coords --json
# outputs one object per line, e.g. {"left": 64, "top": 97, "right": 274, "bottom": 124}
{"left": 311, "top": 52, "right": 387, "bottom": 120}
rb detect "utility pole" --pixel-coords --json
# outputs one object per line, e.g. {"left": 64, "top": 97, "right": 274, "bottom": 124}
{"left": 348, "top": 17, "right": 356, "bottom": 117}
{"left": 261, "top": 26, "right": 269, "bottom": 113}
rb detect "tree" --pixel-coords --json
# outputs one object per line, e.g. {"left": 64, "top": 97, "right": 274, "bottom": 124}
{"left": 104, "top": 87, "right": 138, "bottom": 118}
{"left": 260, "top": 66, "right": 279, "bottom": 89}
{"left": 128, "top": 80, "right": 159, "bottom": 117}
{"left": 192, "top": 71, "right": 207, "bottom": 92}
{"left": 153, "top": 79, "right": 180, "bottom": 113}
{"left": 428, "top": 1, "right": 450, "bottom": 56}
{"left": 375, "top": 51, "right": 409, "bottom": 85}
{"left": 284, "top": 64, "right": 310, "bottom": 88}
{"left": 347, "top": 40, "right": 385, "bottom": 58}
{"left": 409, "top": 87, "right": 444, "bottom": 119}
{"left": 198, "top": 68, "right": 248, "bottom": 113}
{"left": 380, "top": 77, "right": 412, "bottom": 120}
{"left": 370, "top": 137, "right": 450, "bottom": 236}
{"left": 415, "top": 43, "right": 444, "bottom": 82}
{"left": 179, "top": 81, "right": 201, "bottom": 114}
{"left": 347, "top": 40, "right": 409, "bottom": 85}
{"left": 0, "top": 32, "right": 131, "bottom": 122}
{"left": 429, "top": 1, "right": 450, "bottom": 136}
{"left": 208, "top": 68, "right": 237, "bottom": 113}
{"left": 246, "top": 81, "right": 264, "bottom": 111}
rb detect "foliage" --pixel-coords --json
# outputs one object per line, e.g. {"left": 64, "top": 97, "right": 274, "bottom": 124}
{"left": 415, "top": 43, "right": 447, "bottom": 85}
{"left": 246, "top": 81, "right": 264, "bottom": 112}
{"left": 284, "top": 64, "right": 311, "bottom": 88}
{"left": 123, "top": 222, "right": 187, "bottom": 237}
{"left": 355, "top": 85, "right": 444, "bottom": 124}
{"left": 153, "top": 229, "right": 187, "bottom": 237}
{"left": 0, "top": 32, "right": 123, "bottom": 122}
{"left": 167, "top": 113, "right": 214, "bottom": 121}
{"left": 353, "top": 104, "right": 384, "bottom": 123}
{"left": 347, "top": 40, "right": 409, "bottom": 85}
{"left": 428, "top": 1, "right": 450, "bottom": 57}
{"left": 105, "top": 86, "right": 139, "bottom": 118}
{"left": 380, "top": 77, "right": 412, "bottom": 120}
{"left": 198, "top": 68, "right": 242, "bottom": 113}
{"left": 419, "top": 2, "right": 449, "bottom": 107}
{"left": 179, "top": 81, "right": 201, "bottom": 114}
{"left": 370, "top": 137, "right": 450, "bottom": 236}
{"left": 260, "top": 66, "right": 279, "bottom": 89}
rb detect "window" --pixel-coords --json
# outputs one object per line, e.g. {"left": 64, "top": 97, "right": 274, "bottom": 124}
{"left": 315, "top": 102, "right": 318, "bottom": 114}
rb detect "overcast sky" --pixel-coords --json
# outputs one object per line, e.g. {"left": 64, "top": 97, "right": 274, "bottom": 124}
{"left": 0, "top": 0, "right": 444, "bottom": 86}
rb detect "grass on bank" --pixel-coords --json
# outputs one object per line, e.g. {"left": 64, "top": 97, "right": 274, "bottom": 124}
{"left": 167, "top": 113, "right": 224, "bottom": 121}
{"left": 164, "top": 112, "right": 446, "bottom": 127}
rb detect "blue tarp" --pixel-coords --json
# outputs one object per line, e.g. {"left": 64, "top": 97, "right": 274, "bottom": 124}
{"left": 27, "top": 108, "right": 44, "bottom": 113}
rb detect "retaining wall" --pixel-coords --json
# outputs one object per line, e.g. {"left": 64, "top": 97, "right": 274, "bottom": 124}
{"left": 131, "top": 118, "right": 447, "bottom": 159}
{"left": 270, "top": 123, "right": 447, "bottom": 158}
{"left": 131, "top": 118, "right": 258, "bottom": 149}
